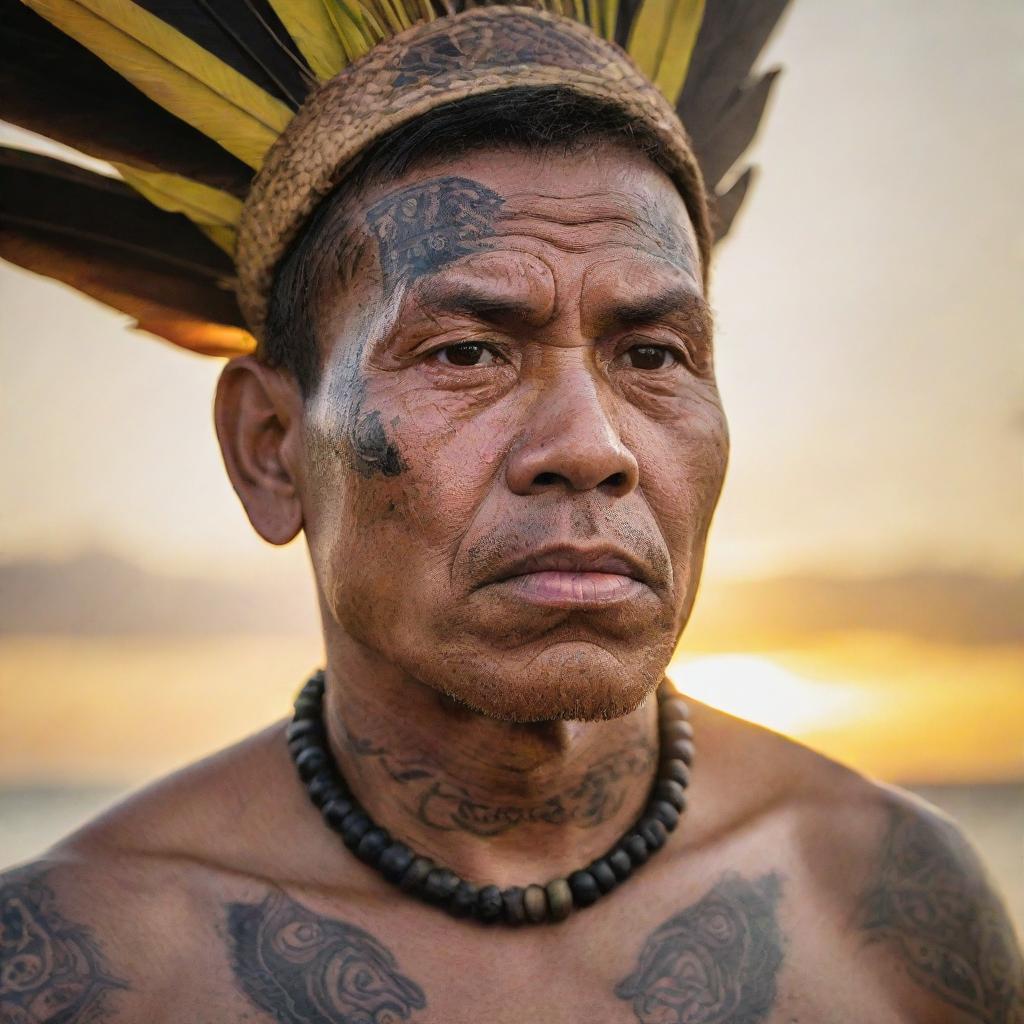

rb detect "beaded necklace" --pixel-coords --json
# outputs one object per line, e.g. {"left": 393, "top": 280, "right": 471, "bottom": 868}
{"left": 287, "top": 670, "right": 693, "bottom": 925}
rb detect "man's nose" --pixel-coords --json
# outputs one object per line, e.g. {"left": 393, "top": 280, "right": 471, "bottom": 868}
{"left": 505, "top": 365, "right": 639, "bottom": 498}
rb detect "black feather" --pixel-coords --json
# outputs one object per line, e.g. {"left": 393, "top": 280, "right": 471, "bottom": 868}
{"left": 678, "top": 0, "right": 791, "bottom": 173}
{"left": 694, "top": 68, "right": 779, "bottom": 187}
{"left": 712, "top": 164, "right": 754, "bottom": 242}
{"left": 131, "top": 0, "right": 314, "bottom": 108}
{"left": 0, "top": 2, "right": 252, "bottom": 197}
{"left": 0, "top": 147, "right": 241, "bottom": 318}
{"left": 615, "top": 0, "right": 645, "bottom": 49}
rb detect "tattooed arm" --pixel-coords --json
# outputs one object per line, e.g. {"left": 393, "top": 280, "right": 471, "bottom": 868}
{"left": 856, "top": 797, "right": 1024, "bottom": 1024}
{"left": 0, "top": 863, "right": 130, "bottom": 1022}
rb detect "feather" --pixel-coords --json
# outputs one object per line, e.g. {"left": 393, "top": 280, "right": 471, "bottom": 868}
{"left": 677, "top": 0, "right": 791, "bottom": 151}
{"left": 712, "top": 164, "right": 753, "bottom": 242}
{"left": 0, "top": 2, "right": 252, "bottom": 196}
{"left": 627, "top": 0, "right": 704, "bottom": 105}
{"left": 265, "top": 0, "right": 348, "bottom": 79}
{"left": 24, "top": 0, "right": 293, "bottom": 168}
{"left": 0, "top": 146, "right": 252, "bottom": 355}
{"left": 693, "top": 67, "right": 779, "bottom": 187}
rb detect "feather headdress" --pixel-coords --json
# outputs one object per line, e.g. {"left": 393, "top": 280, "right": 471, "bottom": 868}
{"left": 0, "top": 0, "right": 790, "bottom": 356}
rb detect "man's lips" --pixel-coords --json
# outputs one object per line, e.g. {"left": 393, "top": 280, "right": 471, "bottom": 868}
{"left": 480, "top": 546, "right": 654, "bottom": 609}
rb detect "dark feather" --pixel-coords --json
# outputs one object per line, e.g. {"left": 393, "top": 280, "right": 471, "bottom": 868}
{"left": 693, "top": 67, "right": 779, "bottom": 187}
{"left": 615, "top": 0, "right": 645, "bottom": 49}
{"left": 712, "top": 164, "right": 754, "bottom": 242}
{"left": 0, "top": 3, "right": 252, "bottom": 197}
{"left": 677, "top": 0, "right": 791, "bottom": 170}
{"left": 0, "top": 147, "right": 248, "bottom": 352}
{"left": 131, "top": 0, "right": 314, "bottom": 108}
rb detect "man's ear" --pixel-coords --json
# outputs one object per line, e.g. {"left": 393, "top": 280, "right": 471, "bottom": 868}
{"left": 215, "top": 355, "right": 305, "bottom": 545}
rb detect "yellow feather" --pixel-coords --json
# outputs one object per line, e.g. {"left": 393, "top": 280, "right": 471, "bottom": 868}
{"left": 600, "top": 0, "right": 618, "bottom": 41}
{"left": 114, "top": 166, "right": 242, "bottom": 255}
{"left": 266, "top": 0, "right": 348, "bottom": 80}
{"left": 627, "top": 0, "right": 704, "bottom": 103}
{"left": 323, "top": 0, "right": 378, "bottom": 61}
{"left": 25, "top": 0, "right": 291, "bottom": 168}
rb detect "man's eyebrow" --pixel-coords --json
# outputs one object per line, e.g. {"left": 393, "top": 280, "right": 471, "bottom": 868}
{"left": 411, "top": 276, "right": 549, "bottom": 326}
{"left": 596, "top": 285, "right": 713, "bottom": 334}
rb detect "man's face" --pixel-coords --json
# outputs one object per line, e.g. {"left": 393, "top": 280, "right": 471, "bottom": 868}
{"left": 298, "top": 143, "right": 728, "bottom": 721}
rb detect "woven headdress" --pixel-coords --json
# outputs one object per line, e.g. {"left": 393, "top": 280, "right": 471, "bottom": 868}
{"left": 0, "top": 0, "right": 790, "bottom": 356}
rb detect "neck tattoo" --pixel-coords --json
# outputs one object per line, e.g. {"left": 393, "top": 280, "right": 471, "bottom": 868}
{"left": 288, "top": 671, "right": 693, "bottom": 926}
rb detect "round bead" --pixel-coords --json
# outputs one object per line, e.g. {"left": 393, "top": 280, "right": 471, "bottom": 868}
{"left": 660, "top": 759, "right": 691, "bottom": 788}
{"left": 622, "top": 833, "right": 649, "bottom": 866}
{"left": 322, "top": 797, "right": 355, "bottom": 830}
{"left": 339, "top": 811, "right": 371, "bottom": 849}
{"left": 378, "top": 843, "right": 414, "bottom": 883}
{"left": 660, "top": 720, "right": 694, "bottom": 746}
{"left": 568, "top": 870, "right": 600, "bottom": 908}
{"left": 293, "top": 747, "right": 328, "bottom": 781}
{"left": 654, "top": 778, "right": 687, "bottom": 811}
{"left": 399, "top": 856, "right": 434, "bottom": 893}
{"left": 356, "top": 827, "right": 390, "bottom": 864}
{"left": 523, "top": 884, "right": 548, "bottom": 923}
{"left": 656, "top": 684, "right": 683, "bottom": 705}
{"left": 609, "top": 848, "right": 633, "bottom": 881}
{"left": 545, "top": 878, "right": 573, "bottom": 922}
{"left": 587, "top": 859, "right": 618, "bottom": 893}
{"left": 658, "top": 699, "right": 690, "bottom": 725}
{"left": 286, "top": 719, "right": 323, "bottom": 743}
{"left": 502, "top": 886, "right": 527, "bottom": 925}
{"left": 650, "top": 800, "right": 680, "bottom": 831}
{"left": 638, "top": 817, "right": 668, "bottom": 852}
{"left": 424, "top": 868, "right": 460, "bottom": 904}
{"left": 307, "top": 772, "right": 341, "bottom": 808}
{"left": 475, "top": 885, "right": 504, "bottom": 923}
{"left": 662, "top": 737, "right": 695, "bottom": 765}
{"left": 449, "top": 881, "right": 478, "bottom": 918}
{"left": 292, "top": 697, "right": 320, "bottom": 720}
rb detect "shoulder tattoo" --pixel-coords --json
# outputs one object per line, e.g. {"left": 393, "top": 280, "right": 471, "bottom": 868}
{"left": 227, "top": 890, "right": 426, "bottom": 1023}
{"left": 616, "top": 871, "right": 785, "bottom": 1023}
{"left": 858, "top": 803, "right": 1024, "bottom": 1023}
{"left": 0, "top": 866, "right": 128, "bottom": 1022}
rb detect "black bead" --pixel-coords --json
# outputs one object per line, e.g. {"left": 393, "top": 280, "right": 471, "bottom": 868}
{"left": 339, "top": 811, "right": 371, "bottom": 850}
{"left": 568, "top": 870, "right": 600, "bottom": 908}
{"left": 475, "top": 885, "right": 504, "bottom": 923}
{"left": 293, "top": 747, "right": 328, "bottom": 781}
{"left": 292, "top": 697, "right": 320, "bottom": 720}
{"left": 587, "top": 859, "right": 618, "bottom": 893}
{"left": 356, "top": 827, "right": 390, "bottom": 864}
{"left": 322, "top": 797, "right": 356, "bottom": 830}
{"left": 378, "top": 842, "right": 414, "bottom": 883}
{"left": 399, "top": 856, "right": 434, "bottom": 893}
{"left": 660, "top": 758, "right": 691, "bottom": 788}
{"left": 622, "top": 833, "right": 649, "bottom": 866}
{"left": 654, "top": 778, "right": 687, "bottom": 811}
{"left": 449, "top": 881, "right": 478, "bottom": 918}
{"left": 307, "top": 772, "right": 341, "bottom": 808}
{"left": 286, "top": 719, "right": 323, "bottom": 743}
{"left": 638, "top": 817, "right": 668, "bottom": 852}
{"left": 660, "top": 719, "right": 693, "bottom": 745}
{"left": 502, "top": 886, "right": 527, "bottom": 925}
{"left": 608, "top": 848, "right": 632, "bottom": 881}
{"left": 662, "top": 737, "right": 695, "bottom": 765}
{"left": 424, "top": 868, "right": 460, "bottom": 904}
{"left": 650, "top": 800, "right": 680, "bottom": 831}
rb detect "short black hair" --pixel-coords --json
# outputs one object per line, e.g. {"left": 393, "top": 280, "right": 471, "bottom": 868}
{"left": 261, "top": 86, "right": 684, "bottom": 396}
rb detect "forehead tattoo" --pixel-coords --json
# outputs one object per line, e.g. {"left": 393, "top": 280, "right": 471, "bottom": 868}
{"left": 365, "top": 175, "right": 505, "bottom": 290}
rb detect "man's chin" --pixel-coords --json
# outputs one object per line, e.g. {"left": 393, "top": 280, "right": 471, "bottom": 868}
{"left": 419, "top": 640, "right": 670, "bottom": 723}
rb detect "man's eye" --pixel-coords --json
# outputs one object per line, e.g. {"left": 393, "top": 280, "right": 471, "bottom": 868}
{"left": 626, "top": 345, "right": 677, "bottom": 370}
{"left": 435, "top": 343, "right": 498, "bottom": 367}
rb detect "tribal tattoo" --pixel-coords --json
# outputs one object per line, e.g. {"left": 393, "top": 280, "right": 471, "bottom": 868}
{"left": 227, "top": 890, "right": 426, "bottom": 1024}
{"left": 0, "top": 867, "right": 128, "bottom": 1022}
{"left": 857, "top": 804, "right": 1024, "bottom": 1023}
{"left": 616, "top": 872, "right": 785, "bottom": 1024}
{"left": 346, "top": 730, "right": 656, "bottom": 837}
{"left": 365, "top": 176, "right": 505, "bottom": 291}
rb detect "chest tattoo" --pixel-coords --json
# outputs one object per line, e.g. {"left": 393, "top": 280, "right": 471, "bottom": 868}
{"left": 615, "top": 871, "right": 785, "bottom": 1024}
{"left": 0, "top": 867, "right": 128, "bottom": 1023}
{"left": 226, "top": 890, "right": 426, "bottom": 1023}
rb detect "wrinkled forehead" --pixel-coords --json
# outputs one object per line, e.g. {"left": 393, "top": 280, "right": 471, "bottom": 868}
{"left": 353, "top": 145, "right": 702, "bottom": 296}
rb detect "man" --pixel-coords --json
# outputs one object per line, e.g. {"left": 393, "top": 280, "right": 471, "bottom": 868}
{"left": 2, "top": 5, "right": 1021, "bottom": 1023}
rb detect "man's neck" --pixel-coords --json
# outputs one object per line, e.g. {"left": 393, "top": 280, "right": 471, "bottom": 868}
{"left": 321, "top": 645, "right": 659, "bottom": 888}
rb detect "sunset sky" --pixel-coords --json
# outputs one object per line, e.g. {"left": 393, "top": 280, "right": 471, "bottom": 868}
{"left": 1, "top": 0, "right": 1021, "bottom": 794}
